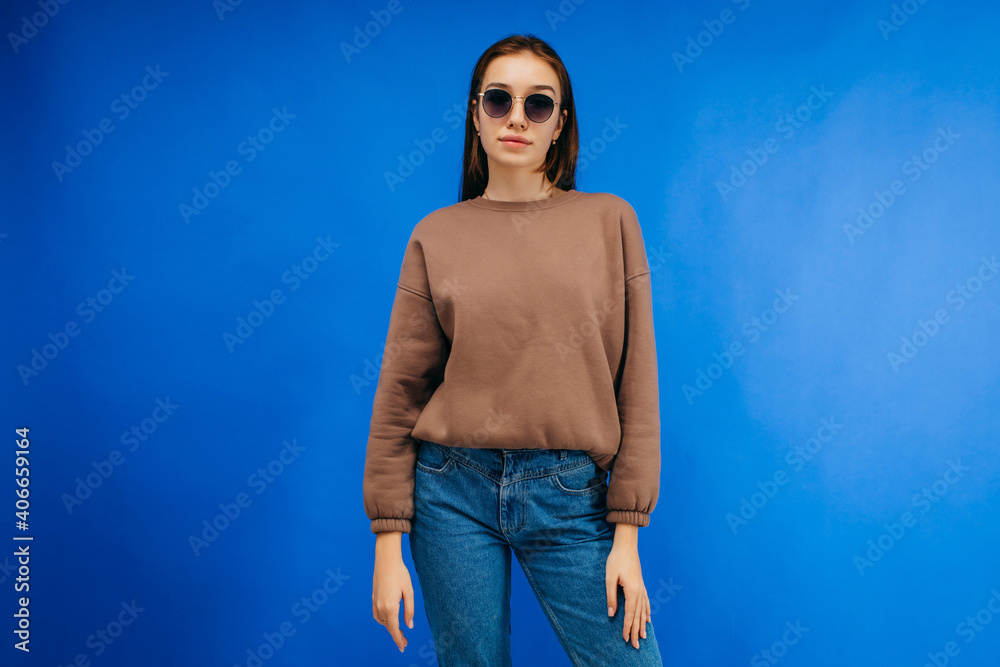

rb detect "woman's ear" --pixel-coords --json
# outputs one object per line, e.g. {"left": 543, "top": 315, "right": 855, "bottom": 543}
{"left": 553, "top": 107, "right": 566, "bottom": 140}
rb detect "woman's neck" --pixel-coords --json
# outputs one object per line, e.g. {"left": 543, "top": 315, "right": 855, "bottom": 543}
{"left": 482, "top": 176, "right": 559, "bottom": 202}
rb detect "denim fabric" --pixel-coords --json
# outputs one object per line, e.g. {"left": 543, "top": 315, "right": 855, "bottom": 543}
{"left": 409, "top": 441, "right": 663, "bottom": 667}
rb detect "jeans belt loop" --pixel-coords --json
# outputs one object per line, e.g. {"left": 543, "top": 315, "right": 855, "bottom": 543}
{"left": 559, "top": 449, "right": 567, "bottom": 459}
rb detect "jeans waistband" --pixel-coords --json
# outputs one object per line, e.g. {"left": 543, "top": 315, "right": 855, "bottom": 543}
{"left": 422, "top": 441, "right": 596, "bottom": 480}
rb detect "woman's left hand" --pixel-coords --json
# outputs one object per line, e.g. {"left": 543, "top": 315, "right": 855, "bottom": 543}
{"left": 605, "top": 524, "right": 650, "bottom": 649}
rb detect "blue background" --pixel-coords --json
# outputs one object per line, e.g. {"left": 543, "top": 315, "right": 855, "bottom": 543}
{"left": 2, "top": 0, "right": 999, "bottom": 665}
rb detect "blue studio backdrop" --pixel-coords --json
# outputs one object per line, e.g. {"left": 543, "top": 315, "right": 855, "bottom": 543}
{"left": 2, "top": 0, "right": 999, "bottom": 665}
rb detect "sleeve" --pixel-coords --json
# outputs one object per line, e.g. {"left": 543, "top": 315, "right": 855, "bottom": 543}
{"left": 605, "top": 201, "right": 662, "bottom": 528}
{"left": 362, "top": 232, "right": 450, "bottom": 534}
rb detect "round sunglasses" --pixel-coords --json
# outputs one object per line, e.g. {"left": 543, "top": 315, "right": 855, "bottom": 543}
{"left": 477, "top": 88, "right": 563, "bottom": 123}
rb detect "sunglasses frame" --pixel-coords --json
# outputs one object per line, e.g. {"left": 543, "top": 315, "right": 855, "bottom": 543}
{"left": 476, "top": 88, "right": 564, "bottom": 123}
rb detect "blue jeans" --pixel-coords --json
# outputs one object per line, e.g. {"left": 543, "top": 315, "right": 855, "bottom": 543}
{"left": 409, "top": 441, "right": 664, "bottom": 667}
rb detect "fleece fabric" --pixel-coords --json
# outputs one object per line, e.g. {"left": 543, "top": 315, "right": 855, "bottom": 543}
{"left": 363, "top": 188, "right": 661, "bottom": 533}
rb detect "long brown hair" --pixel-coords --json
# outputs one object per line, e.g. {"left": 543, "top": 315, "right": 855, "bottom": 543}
{"left": 459, "top": 34, "right": 579, "bottom": 202}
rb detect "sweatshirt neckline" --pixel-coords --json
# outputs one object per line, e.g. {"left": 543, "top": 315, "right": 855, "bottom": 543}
{"left": 466, "top": 188, "right": 582, "bottom": 211}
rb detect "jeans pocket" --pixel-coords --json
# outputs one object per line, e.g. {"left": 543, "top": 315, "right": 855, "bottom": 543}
{"left": 550, "top": 460, "right": 607, "bottom": 495}
{"left": 415, "top": 441, "right": 454, "bottom": 475}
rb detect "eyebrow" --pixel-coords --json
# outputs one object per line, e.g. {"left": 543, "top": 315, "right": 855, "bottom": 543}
{"left": 483, "top": 81, "right": 557, "bottom": 94}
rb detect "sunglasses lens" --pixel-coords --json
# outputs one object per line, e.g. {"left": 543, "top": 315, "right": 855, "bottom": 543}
{"left": 525, "top": 94, "right": 554, "bottom": 122}
{"left": 480, "top": 90, "right": 557, "bottom": 122}
{"left": 482, "top": 89, "right": 511, "bottom": 118}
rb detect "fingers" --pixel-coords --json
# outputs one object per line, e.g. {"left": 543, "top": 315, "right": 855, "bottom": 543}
{"left": 385, "top": 608, "right": 407, "bottom": 653}
{"left": 606, "top": 577, "right": 617, "bottom": 617}
{"left": 621, "top": 587, "right": 637, "bottom": 644}
{"left": 629, "top": 596, "right": 643, "bottom": 649}
{"left": 606, "top": 569, "right": 652, "bottom": 649}
{"left": 373, "top": 594, "right": 408, "bottom": 653}
{"left": 622, "top": 587, "right": 649, "bottom": 649}
{"left": 373, "top": 559, "right": 413, "bottom": 653}
{"left": 403, "top": 584, "right": 415, "bottom": 630}
{"left": 643, "top": 592, "right": 650, "bottom": 638}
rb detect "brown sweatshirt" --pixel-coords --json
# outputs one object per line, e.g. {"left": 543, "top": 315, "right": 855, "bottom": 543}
{"left": 363, "top": 189, "right": 661, "bottom": 533}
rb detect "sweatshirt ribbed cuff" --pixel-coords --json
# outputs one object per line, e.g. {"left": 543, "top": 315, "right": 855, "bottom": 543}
{"left": 606, "top": 509, "right": 650, "bottom": 527}
{"left": 370, "top": 517, "right": 412, "bottom": 534}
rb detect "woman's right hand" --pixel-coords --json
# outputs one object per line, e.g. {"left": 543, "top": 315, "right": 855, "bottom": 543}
{"left": 372, "top": 531, "right": 415, "bottom": 653}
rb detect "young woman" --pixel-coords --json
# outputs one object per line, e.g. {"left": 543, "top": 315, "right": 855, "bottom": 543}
{"left": 365, "top": 33, "right": 664, "bottom": 666}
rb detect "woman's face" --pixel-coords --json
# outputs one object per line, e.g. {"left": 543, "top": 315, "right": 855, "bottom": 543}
{"left": 473, "top": 53, "right": 566, "bottom": 172}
